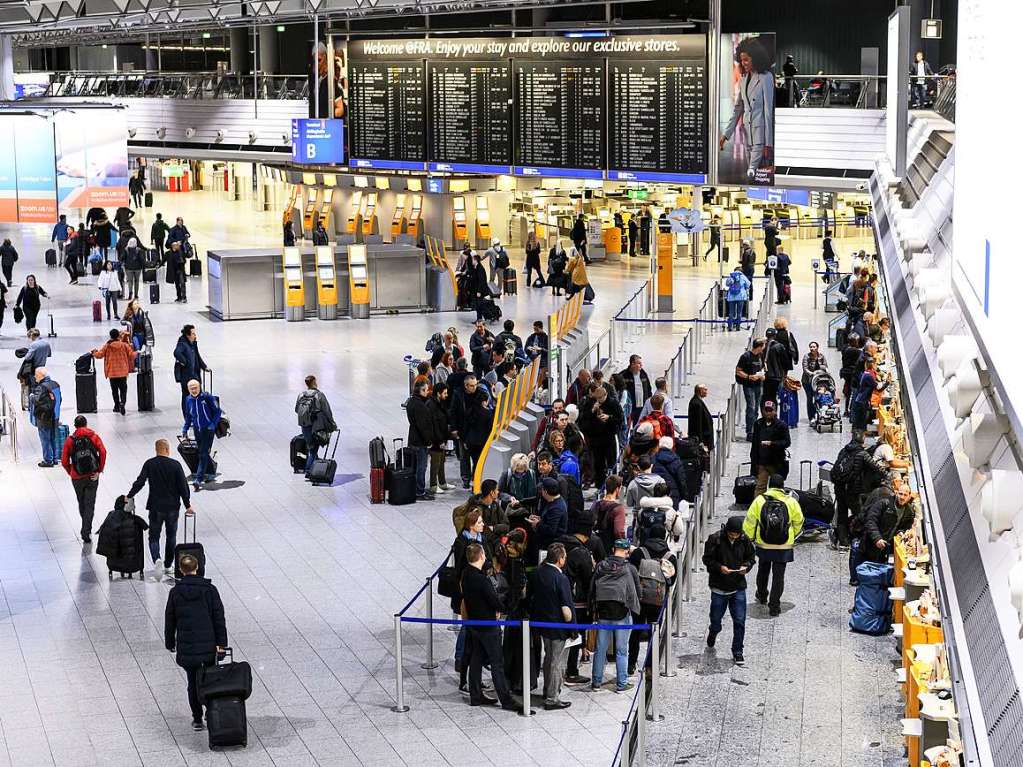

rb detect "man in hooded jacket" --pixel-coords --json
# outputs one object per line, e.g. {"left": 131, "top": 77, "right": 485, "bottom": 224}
{"left": 702, "top": 516, "right": 756, "bottom": 665}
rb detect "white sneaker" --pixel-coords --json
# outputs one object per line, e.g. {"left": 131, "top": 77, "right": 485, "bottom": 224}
{"left": 164, "top": 566, "right": 174, "bottom": 576}
{"left": 430, "top": 485, "right": 445, "bottom": 495}
{"left": 441, "top": 483, "right": 456, "bottom": 491}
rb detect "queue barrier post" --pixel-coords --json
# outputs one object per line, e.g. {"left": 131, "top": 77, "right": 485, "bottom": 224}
{"left": 521, "top": 620, "right": 531, "bottom": 717}
{"left": 421, "top": 579, "right": 438, "bottom": 670}
{"left": 649, "top": 619, "right": 661, "bottom": 722}
{"left": 392, "top": 614, "right": 409, "bottom": 713}
{"left": 662, "top": 593, "right": 675, "bottom": 678}
{"left": 636, "top": 675, "right": 647, "bottom": 767}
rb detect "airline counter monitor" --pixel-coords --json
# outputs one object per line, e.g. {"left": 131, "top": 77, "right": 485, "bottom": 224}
{"left": 361, "top": 192, "right": 381, "bottom": 241}
{"left": 315, "top": 245, "right": 339, "bottom": 320}
{"left": 406, "top": 195, "right": 424, "bottom": 242}
{"left": 452, "top": 196, "right": 468, "bottom": 248}
{"left": 475, "top": 195, "right": 491, "bottom": 249}
{"left": 302, "top": 190, "right": 320, "bottom": 233}
{"left": 391, "top": 193, "right": 408, "bottom": 240}
{"left": 283, "top": 246, "right": 306, "bottom": 322}
{"left": 346, "top": 190, "right": 363, "bottom": 236}
{"left": 349, "top": 243, "right": 371, "bottom": 319}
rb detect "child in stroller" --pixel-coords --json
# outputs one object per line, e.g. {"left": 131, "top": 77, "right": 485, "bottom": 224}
{"left": 811, "top": 370, "right": 843, "bottom": 432}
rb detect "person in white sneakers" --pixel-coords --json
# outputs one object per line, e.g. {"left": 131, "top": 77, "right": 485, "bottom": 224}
{"left": 128, "top": 438, "right": 194, "bottom": 578}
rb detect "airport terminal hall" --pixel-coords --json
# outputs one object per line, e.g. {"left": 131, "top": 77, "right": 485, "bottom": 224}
{"left": 0, "top": 0, "right": 1017, "bottom": 765}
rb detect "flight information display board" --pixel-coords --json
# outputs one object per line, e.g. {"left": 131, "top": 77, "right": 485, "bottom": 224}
{"left": 608, "top": 59, "right": 707, "bottom": 183}
{"left": 513, "top": 61, "right": 605, "bottom": 179}
{"left": 348, "top": 61, "right": 426, "bottom": 170}
{"left": 428, "top": 61, "right": 512, "bottom": 174}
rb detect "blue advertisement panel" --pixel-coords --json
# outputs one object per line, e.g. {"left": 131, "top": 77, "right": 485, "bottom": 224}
{"left": 513, "top": 166, "right": 604, "bottom": 180}
{"left": 746, "top": 187, "right": 810, "bottom": 206}
{"left": 13, "top": 115, "right": 57, "bottom": 223}
{"left": 291, "top": 119, "right": 346, "bottom": 165}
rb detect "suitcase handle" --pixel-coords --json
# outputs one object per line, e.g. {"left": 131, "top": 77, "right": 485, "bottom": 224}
{"left": 202, "top": 368, "right": 213, "bottom": 395}
{"left": 217, "top": 647, "right": 232, "bottom": 663}
{"left": 183, "top": 509, "right": 197, "bottom": 543}
{"left": 737, "top": 461, "right": 751, "bottom": 478}
{"left": 800, "top": 459, "right": 813, "bottom": 491}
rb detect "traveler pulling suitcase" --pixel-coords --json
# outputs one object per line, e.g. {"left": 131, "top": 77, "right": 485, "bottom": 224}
{"left": 137, "top": 352, "right": 154, "bottom": 411}
{"left": 290, "top": 435, "right": 309, "bottom": 473}
{"left": 173, "top": 510, "right": 206, "bottom": 579}
{"left": 92, "top": 300, "right": 102, "bottom": 322}
{"left": 503, "top": 267, "right": 518, "bottom": 295}
{"left": 733, "top": 461, "right": 757, "bottom": 507}
{"left": 75, "top": 353, "right": 98, "bottom": 414}
{"left": 45, "top": 248, "right": 57, "bottom": 267}
{"left": 177, "top": 434, "right": 218, "bottom": 478}
{"left": 386, "top": 438, "right": 416, "bottom": 505}
{"left": 307, "top": 431, "right": 339, "bottom": 486}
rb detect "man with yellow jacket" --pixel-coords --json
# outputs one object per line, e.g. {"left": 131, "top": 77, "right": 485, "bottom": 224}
{"left": 742, "top": 473, "right": 803, "bottom": 617}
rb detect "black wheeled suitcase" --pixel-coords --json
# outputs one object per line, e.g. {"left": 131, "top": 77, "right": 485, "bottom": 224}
{"left": 791, "top": 459, "right": 835, "bottom": 524}
{"left": 207, "top": 696, "right": 247, "bottom": 749}
{"left": 46, "top": 249, "right": 58, "bottom": 267}
{"left": 177, "top": 435, "right": 217, "bottom": 478}
{"left": 143, "top": 267, "right": 158, "bottom": 283}
{"left": 144, "top": 191, "right": 153, "bottom": 208}
{"left": 137, "top": 352, "right": 154, "bottom": 411}
{"left": 733, "top": 461, "right": 757, "bottom": 507}
{"left": 173, "top": 511, "right": 206, "bottom": 579}
{"left": 189, "top": 257, "right": 202, "bottom": 277}
{"left": 290, "top": 435, "right": 309, "bottom": 473}
{"left": 76, "top": 371, "right": 98, "bottom": 414}
{"left": 386, "top": 438, "right": 416, "bottom": 505}
{"left": 197, "top": 648, "right": 252, "bottom": 704}
{"left": 503, "top": 268, "right": 518, "bottom": 295}
{"left": 478, "top": 298, "right": 502, "bottom": 322}
{"left": 307, "top": 432, "right": 339, "bottom": 486}
{"left": 149, "top": 282, "right": 160, "bottom": 304}
{"left": 681, "top": 457, "right": 702, "bottom": 503}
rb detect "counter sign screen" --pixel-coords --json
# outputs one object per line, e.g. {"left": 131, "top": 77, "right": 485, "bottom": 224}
{"left": 291, "top": 119, "right": 345, "bottom": 165}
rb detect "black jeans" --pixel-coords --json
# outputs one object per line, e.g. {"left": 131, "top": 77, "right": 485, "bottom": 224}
{"left": 459, "top": 440, "right": 483, "bottom": 485}
{"left": 154, "top": 237, "right": 165, "bottom": 259}
{"left": 755, "top": 559, "right": 787, "bottom": 609}
{"left": 762, "top": 378, "right": 780, "bottom": 407}
{"left": 65, "top": 258, "right": 78, "bottom": 282}
{"left": 109, "top": 377, "right": 128, "bottom": 409}
{"left": 2, "top": 263, "right": 11, "bottom": 286}
{"left": 590, "top": 440, "right": 616, "bottom": 488}
{"left": 72, "top": 477, "right": 99, "bottom": 538}
{"left": 175, "top": 269, "right": 187, "bottom": 301}
{"left": 183, "top": 663, "right": 204, "bottom": 722}
{"left": 833, "top": 487, "right": 859, "bottom": 546}
{"left": 468, "top": 627, "right": 513, "bottom": 706}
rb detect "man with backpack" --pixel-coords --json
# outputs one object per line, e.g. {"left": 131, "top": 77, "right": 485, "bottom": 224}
{"left": 628, "top": 524, "right": 677, "bottom": 674}
{"left": 624, "top": 456, "right": 666, "bottom": 540}
{"left": 588, "top": 539, "right": 641, "bottom": 692}
{"left": 702, "top": 516, "right": 756, "bottom": 665}
{"left": 28, "top": 367, "right": 61, "bottom": 468}
{"left": 593, "top": 475, "right": 627, "bottom": 553}
{"left": 829, "top": 432, "right": 884, "bottom": 551}
{"left": 638, "top": 393, "right": 675, "bottom": 445}
{"left": 558, "top": 508, "right": 604, "bottom": 686}
{"left": 742, "top": 474, "right": 804, "bottom": 617}
{"left": 735, "top": 340, "right": 766, "bottom": 442}
{"left": 295, "top": 375, "right": 336, "bottom": 477}
{"left": 60, "top": 416, "right": 107, "bottom": 543}
{"left": 724, "top": 266, "right": 751, "bottom": 331}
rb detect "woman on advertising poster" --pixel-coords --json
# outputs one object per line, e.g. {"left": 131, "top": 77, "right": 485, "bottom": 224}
{"left": 719, "top": 35, "right": 775, "bottom": 183}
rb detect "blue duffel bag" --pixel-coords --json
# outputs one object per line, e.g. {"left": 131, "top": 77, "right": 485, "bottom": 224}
{"left": 849, "top": 561, "right": 894, "bottom": 635}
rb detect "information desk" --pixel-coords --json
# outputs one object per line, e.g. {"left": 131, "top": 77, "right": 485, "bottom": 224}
{"left": 207, "top": 243, "right": 426, "bottom": 321}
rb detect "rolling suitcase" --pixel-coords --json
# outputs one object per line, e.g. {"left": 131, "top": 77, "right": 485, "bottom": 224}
{"left": 173, "top": 510, "right": 206, "bottom": 579}
{"left": 207, "top": 696, "right": 247, "bottom": 749}
{"left": 76, "top": 371, "right": 98, "bottom": 414}
{"left": 143, "top": 267, "right": 157, "bottom": 283}
{"left": 307, "top": 431, "right": 339, "bottom": 486}
{"left": 370, "top": 467, "right": 386, "bottom": 503}
{"left": 290, "top": 435, "right": 309, "bottom": 473}
{"left": 177, "top": 435, "right": 217, "bottom": 478}
{"left": 45, "top": 249, "right": 58, "bottom": 267}
{"left": 52, "top": 424, "right": 70, "bottom": 459}
{"left": 144, "top": 191, "right": 153, "bottom": 208}
{"left": 386, "top": 438, "right": 416, "bottom": 505}
{"left": 503, "top": 268, "right": 517, "bottom": 295}
{"left": 189, "top": 257, "right": 202, "bottom": 277}
{"left": 680, "top": 457, "right": 702, "bottom": 503}
{"left": 149, "top": 282, "right": 160, "bottom": 304}
{"left": 791, "top": 460, "right": 835, "bottom": 525}
{"left": 733, "top": 461, "right": 757, "bottom": 507}
{"left": 197, "top": 648, "right": 252, "bottom": 704}
{"left": 137, "top": 353, "right": 154, "bottom": 411}
{"left": 92, "top": 300, "right": 102, "bottom": 322}
{"left": 478, "top": 298, "right": 501, "bottom": 322}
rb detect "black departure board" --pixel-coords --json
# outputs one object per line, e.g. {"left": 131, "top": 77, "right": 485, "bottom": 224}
{"left": 608, "top": 59, "right": 707, "bottom": 181}
{"left": 349, "top": 61, "right": 426, "bottom": 169}
{"left": 428, "top": 61, "right": 512, "bottom": 172}
{"left": 514, "top": 61, "right": 605, "bottom": 176}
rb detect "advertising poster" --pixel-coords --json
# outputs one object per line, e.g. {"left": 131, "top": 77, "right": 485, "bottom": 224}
{"left": 0, "top": 120, "right": 16, "bottom": 223}
{"left": 54, "top": 109, "right": 129, "bottom": 208}
{"left": 718, "top": 33, "right": 776, "bottom": 185}
{"left": 329, "top": 37, "right": 348, "bottom": 121}
{"left": 13, "top": 115, "right": 57, "bottom": 223}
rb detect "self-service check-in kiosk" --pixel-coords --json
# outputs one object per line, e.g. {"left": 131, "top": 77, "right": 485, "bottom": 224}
{"left": 475, "top": 195, "right": 491, "bottom": 249}
{"left": 348, "top": 243, "right": 371, "bottom": 319}
{"left": 315, "top": 245, "right": 338, "bottom": 320}
{"left": 283, "top": 246, "right": 305, "bottom": 322}
{"left": 302, "top": 189, "right": 319, "bottom": 233}
{"left": 406, "top": 195, "right": 423, "bottom": 242}
{"left": 316, "top": 188, "right": 334, "bottom": 233}
{"left": 346, "top": 191, "right": 363, "bottom": 236}
{"left": 452, "top": 196, "right": 468, "bottom": 248}
{"left": 391, "top": 193, "right": 408, "bottom": 240}
{"left": 361, "top": 193, "right": 380, "bottom": 240}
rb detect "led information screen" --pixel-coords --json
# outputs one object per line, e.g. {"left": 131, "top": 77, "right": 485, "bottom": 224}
{"left": 428, "top": 61, "right": 512, "bottom": 173}
{"left": 349, "top": 62, "right": 426, "bottom": 169}
{"left": 608, "top": 60, "right": 707, "bottom": 183}
{"left": 291, "top": 119, "right": 345, "bottom": 165}
{"left": 514, "top": 61, "right": 605, "bottom": 177}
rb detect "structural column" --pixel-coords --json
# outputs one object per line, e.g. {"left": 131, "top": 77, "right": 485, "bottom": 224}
{"left": 230, "top": 27, "right": 250, "bottom": 74}
{"left": 259, "top": 25, "right": 278, "bottom": 74}
{"left": 0, "top": 35, "right": 14, "bottom": 101}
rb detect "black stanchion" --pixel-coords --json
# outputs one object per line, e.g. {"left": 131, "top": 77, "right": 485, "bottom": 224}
{"left": 47, "top": 313, "right": 57, "bottom": 339}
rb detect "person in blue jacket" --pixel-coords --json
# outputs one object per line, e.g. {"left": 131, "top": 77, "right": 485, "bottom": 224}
{"left": 182, "top": 378, "right": 222, "bottom": 490}
{"left": 532, "top": 477, "right": 569, "bottom": 551}
{"left": 724, "top": 267, "right": 752, "bottom": 331}
{"left": 28, "top": 366, "right": 62, "bottom": 468}
{"left": 50, "top": 215, "right": 71, "bottom": 265}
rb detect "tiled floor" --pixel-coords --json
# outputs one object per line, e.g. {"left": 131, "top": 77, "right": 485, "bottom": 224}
{"left": 0, "top": 187, "right": 887, "bottom": 767}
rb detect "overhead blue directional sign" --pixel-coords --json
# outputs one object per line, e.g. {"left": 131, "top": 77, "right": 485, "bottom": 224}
{"left": 291, "top": 119, "right": 345, "bottom": 165}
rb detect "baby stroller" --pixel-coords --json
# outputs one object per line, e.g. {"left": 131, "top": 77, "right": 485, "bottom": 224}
{"left": 810, "top": 370, "right": 843, "bottom": 433}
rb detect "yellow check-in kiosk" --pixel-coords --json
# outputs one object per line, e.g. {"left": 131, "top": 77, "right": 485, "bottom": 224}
{"left": 656, "top": 231, "right": 674, "bottom": 312}
{"left": 406, "top": 195, "right": 423, "bottom": 241}
{"left": 346, "top": 190, "right": 363, "bottom": 236}
{"left": 314, "top": 245, "right": 338, "bottom": 320}
{"left": 348, "top": 243, "right": 371, "bottom": 319}
{"left": 475, "top": 195, "right": 491, "bottom": 248}
{"left": 361, "top": 192, "right": 380, "bottom": 239}
{"left": 302, "top": 189, "right": 319, "bottom": 233}
{"left": 316, "top": 188, "right": 334, "bottom": 234}
{"left": 283, "top": 246, "right": 306, "bottom": 322}
{"left": 452, "top": 196, "right": 468, "bottom": 248}
{"left": 391, "top": 193, "right": 408, "bottom": 239}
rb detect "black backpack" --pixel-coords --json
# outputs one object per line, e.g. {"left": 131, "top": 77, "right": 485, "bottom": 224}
{"left": 759, "top": 496, "right": 790, "bottom": 545}
{"left": 32, "top": 383, "right": 56, "bottom": 426}
{"left": 638, "top": 507, "right": 666, "bottom": 542}
{"left": 70, "top": 434, "right": 100, "bottom": 475}
{"left": 831, "top": 442, "right": 864, "bottom": 486}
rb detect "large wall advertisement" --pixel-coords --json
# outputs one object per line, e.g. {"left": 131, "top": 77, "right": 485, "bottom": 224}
{"left": 718, "top": 32, "right": 776, "bottom": 186}
{"left": 0, "top": 109, "right": 127, "bottom": 223}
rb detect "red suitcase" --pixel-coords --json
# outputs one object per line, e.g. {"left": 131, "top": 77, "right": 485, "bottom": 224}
{"left": 370, "top": 467, "right": 386, "bottom": 503}
{"left": 92, "top": 300, "right": 102, "bottom": 322}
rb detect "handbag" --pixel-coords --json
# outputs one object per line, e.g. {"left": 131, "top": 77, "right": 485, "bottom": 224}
{"left": 13, "top": 306, "right": 23, "bottom": 324}
{"left": 437, "top": 566, "right": 459, "bottom": 599}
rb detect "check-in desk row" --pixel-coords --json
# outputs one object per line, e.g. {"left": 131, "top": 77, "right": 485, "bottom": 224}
{"left": 206, "top": 243, "right": 427, "bottom": 321}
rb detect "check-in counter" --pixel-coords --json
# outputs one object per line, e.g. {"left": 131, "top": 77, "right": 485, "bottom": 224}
{"left": 206, "top": 243, "right": 427, "bottom": 320}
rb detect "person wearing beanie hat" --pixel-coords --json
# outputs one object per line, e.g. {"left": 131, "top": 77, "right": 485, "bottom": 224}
{"left": 530, "top": 477, "right": 568, "bottom": 552}
{"left": 702, "top": 515, "right": 756, "bottom": 665}
{"left": 589, "top": 538, "right": 641, "bottom": 692}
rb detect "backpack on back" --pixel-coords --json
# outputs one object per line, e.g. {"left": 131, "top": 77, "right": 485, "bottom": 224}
{"left": 560, "top": 474, "right": 584, "bottom": 524}
{"left": 830, "top": 443, "right": 862, "bottom": 486}
{"left": 296, "top": 392, "right": 318, "bottom": 427}
{"left": 70, "top": 434, "right": 100, "bottom": 475}
{"left": 636, "top": 547, "right": 671, "bottom": 607}
{"left": 759, "top": 496, "right": 790, "bottom": 545}
{"left": 32, "top": 383, "right": 56, "bottom": 426}
{"left": 637, "top": 507, "right": 666, "bottom": 542}
{"left": 639, "top": 414, "right": 663, "bottom": 441}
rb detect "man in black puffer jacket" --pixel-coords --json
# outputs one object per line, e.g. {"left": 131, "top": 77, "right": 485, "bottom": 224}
{"left": 406, "top": 380, "right": 435, "bottom": 500}
{"left": 165, "top": 555, "right": 228, "bottom": 731}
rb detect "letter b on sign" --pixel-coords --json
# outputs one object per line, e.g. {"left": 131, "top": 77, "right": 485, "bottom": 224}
{"left": 306, "top": 143, "right": 316, "bottom": 160}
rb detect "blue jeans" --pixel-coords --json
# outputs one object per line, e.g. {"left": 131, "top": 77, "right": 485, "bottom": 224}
{"left": 301, "top": 425, "right": 320, "bottom": 473}
{"left": 708, "top": 590, "right": 747, "bottom": 656}
{"left": 148, "top": 510, "right": 179, "bottom": 567}
{"left": 850, "top": 400, "right": 869, "bottom": 432}
{"left": 37, "top": 423, "right": 57, "bottom": 464}
{"left": 742, "top": 383, "right": 761, "bottom": 438}
{"left": 195, "top": 428, "right": 216, "bottom": 482}
{"left": 413, "top": 446, "right": 429, "bottom": 496}
{"left": 726, "top": 299, "right": 743, "bottom": 330}
{"left": 591, "top": 614, "right": 632, "bottom": 689}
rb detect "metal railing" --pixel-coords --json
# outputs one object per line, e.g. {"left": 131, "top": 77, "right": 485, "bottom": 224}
{"left": 611, "top": 280, "right": 653, "bottom": 362}
{"left": 43, "top": 71, "right": 309, "bottom": 100}
{"left": 0, "top": 386, "right": 19, "bottom": 463}
{"left": 662, "top": 283, "right": 721, "bottom": 403}
{"left": 566, "top": 325, "right": 613, "bottom": 383}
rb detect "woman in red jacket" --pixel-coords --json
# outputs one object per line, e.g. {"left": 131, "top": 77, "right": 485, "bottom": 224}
{"left": 93, "top": 328, "right": 137, "bottom": 415}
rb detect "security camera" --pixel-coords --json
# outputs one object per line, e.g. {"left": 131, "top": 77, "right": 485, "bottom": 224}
{"left": 855, "top": 182, "right": 867, "bottom": 191}
{"left": 248, "top": 130, "right": 257, "bottom": 144}
{"left": 215, "top": 129, "right": 225, "bottom": 142}
{"left": 155, "top": 127, "right": 166, "bottom": 139}
{"left": 184, "top": 127, "right": 196, "bottom": 138}
{"left": 127, "top": 127, "right": 137, "bottom": 138}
